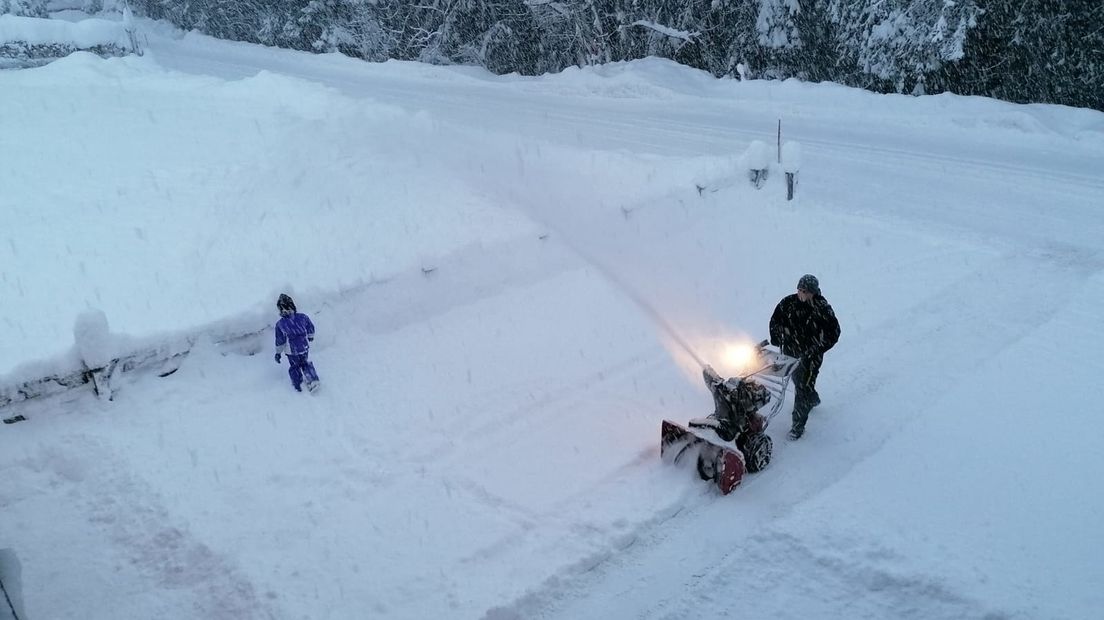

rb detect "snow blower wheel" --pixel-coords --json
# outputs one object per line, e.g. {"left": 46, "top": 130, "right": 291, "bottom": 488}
{"left": 696, "top": 446, "right": 720, "bottom": 481}
{"left": 742, "top": 433, "right": 773, "bottom": 473}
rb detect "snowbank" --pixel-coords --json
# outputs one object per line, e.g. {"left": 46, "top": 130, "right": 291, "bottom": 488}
{"left": 0, "top": 14, "right": 128, "bottom": 48}
{"left": 0, "top": 50, "right": 719, "bottom": 377}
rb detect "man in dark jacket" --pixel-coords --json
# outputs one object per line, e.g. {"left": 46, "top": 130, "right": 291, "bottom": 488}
{"left": 769, "top": 274, "right": 841, "bottom": 440}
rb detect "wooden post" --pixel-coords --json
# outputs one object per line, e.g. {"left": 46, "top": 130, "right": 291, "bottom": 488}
{"left": 777, "top": 120, "right": 781, "bottom": 164}
{"left": 780, "top": 139, "right": 800, "bottom": 201}
{"left": 87, "top": 360, "right": 119, "bottom": 401}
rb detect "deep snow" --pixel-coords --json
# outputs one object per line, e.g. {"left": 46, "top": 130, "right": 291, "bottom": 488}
{"left": 2, "top": 13, "right": 1104, "bottom": 620}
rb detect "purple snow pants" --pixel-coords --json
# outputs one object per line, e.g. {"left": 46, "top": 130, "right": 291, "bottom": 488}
{"left": 287, "top": 353, "right": 319, "bottom": 391}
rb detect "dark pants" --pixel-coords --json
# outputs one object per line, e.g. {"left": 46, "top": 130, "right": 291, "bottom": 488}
{"left": 791, "top": 355, "right": 823, "bottom": 433}
{"left": 287, "top": 353, "right": 319, "bottom": 391}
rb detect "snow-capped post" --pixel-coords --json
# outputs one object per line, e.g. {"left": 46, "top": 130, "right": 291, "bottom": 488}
{"left": 74, "top": 309, "right": 118, "bottom": 401}
{"left": 781, "top": 141, "right": 801, "bottom": 201}
{"left": 777, "top": 120, "right": 782, "bottom": 164}
{"left": 744, "top": 140, "right": 769, "bottom": 189}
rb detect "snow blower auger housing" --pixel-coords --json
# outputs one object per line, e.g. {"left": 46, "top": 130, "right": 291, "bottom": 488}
{"left": 661, "top": 340, "right": 800, "bottom": 494}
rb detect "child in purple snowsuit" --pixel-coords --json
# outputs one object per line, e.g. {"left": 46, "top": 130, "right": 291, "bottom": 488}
{"left": 274, "top": 294, "right": 320, "bottom": 392}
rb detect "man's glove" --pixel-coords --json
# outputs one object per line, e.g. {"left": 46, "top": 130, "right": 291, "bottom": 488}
{"left": 274, "top": 353, "right": 282, "bottom": 364}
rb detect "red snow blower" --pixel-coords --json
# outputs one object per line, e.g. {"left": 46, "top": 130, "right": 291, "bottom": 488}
{"left": 661, "top": 340, "right": 799, "bottom": 494}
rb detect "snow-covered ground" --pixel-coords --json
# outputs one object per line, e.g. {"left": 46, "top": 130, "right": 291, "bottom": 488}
{"left": 2, "top": 14, "right": 1104, "bottom": 620}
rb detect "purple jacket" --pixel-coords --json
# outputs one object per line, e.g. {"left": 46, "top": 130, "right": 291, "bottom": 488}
{"left": 275, "top": 312, "right": 315, "bottom": 356}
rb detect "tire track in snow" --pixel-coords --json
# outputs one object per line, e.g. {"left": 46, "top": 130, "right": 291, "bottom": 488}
{"left": 638, "top": 531, "right": 1023, "bottom": 620}
{"left": 408, "top": 352, "right": 685, "bottom": 561}
{"left": 23, "top": 435, "right": 282, "bottom": 620}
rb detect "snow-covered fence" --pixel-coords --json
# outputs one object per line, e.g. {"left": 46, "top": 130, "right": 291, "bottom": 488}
{"left": 692, "top": 133, "right": 793, "bottom": 196}
{"left": 0, "top": 241, "right": 514, "bottom": 418}
{"left": 782, "top": 140, "right": 801, "bottom": 200}
{"left": 0, "top": 15, "right": 136, "bottom": 69}
{"left": 0, "top": 312, "right": 268, "bottom": 415}
{"left": 73, "top": 310, "right": 116, "bottom": 395}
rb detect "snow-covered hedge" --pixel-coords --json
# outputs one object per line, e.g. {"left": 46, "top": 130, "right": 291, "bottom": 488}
{"left": 0, "top": 14, "right": 133, "bottom": 67}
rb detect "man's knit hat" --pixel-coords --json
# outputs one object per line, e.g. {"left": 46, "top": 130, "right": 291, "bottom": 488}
{"left": 797, "top": 274, "right": 820, "bottom": 295}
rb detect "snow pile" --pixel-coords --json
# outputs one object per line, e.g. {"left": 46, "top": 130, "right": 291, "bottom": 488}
{"left": 72, "top": 309, "right": 113, "bottom": 369}
{"left": 0, "top": 13, "right": 135, "bottom": 68}
{"left": 743, "top": 139, "right": 770, "bottom": 170}
{"left": 0, "top": 53, "right": 552, "bottom": 375}
{"left": 522, "top": 57, "right": 723, "bottom": 100}
{"left": 0, "top": 14, "right": 128, "bottom": 48}
{"left": 782, "top": 140, "right": 802, "bottom": 172}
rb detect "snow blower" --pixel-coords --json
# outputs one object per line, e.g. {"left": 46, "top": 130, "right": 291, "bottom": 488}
{"left": 661, "top": 340, "right": 800, "bottom": 494}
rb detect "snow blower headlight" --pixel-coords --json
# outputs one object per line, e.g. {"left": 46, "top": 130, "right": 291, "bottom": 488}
{"left": 722, "top": 342, "right": 757, "bottom": 374}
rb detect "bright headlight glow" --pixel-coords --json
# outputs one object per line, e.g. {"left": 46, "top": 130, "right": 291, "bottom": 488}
{"left": 723, "top": 342, "right": 756, "bottom": 372}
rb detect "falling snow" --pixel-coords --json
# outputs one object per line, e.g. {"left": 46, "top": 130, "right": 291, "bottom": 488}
{"left": 1, "top": 13, "right": 1104, "bottom": 620}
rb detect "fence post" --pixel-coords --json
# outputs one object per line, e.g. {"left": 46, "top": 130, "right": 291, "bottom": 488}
{"left": 781, "top": 141, "right": 801, "bottom": 202}
{"left": 74, "top": 310, "right": 117, "bottom": 401}
{"left": 745, "top": 140, "right": 769, "bottom": 189}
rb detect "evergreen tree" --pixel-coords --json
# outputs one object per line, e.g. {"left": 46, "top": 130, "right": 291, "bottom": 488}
{"left": 1, "top": 0, "right": 48, "bottom": 17}
{"left": 789, "top": 0, "right": 848, "bottom": 83}
{"left": 525, "top": 0, "right": 583, "bottom": 73}
{"left": 572, "top": 0, "right": 619, "bottom": 65}
{"left": 120, "top": 0, "right": 1101, "bottom": 110}
{"left": 693, "top": 0, "right": 761, "bottom": 77}
{"left": 829, "top": 0, "right": 980, "bottom": 94}
{"left": 757, "top": 0, "right": 799, "bottom": 50}
{"left": 952, "top": 0, "right": 1103, "bottom": 109}
{"left": 444, "top": 0, "right": 540, "bottom": 74}
{"left": 291, "top": 0, "right": 392, "bottom": 60}
{"left": 611, "top": 0, "right": 689, "bottom": 61}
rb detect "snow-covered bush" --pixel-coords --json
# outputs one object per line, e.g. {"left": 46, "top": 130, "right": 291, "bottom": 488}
{"left": 0, "top": 14, "right": 134, "bottom": 67}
